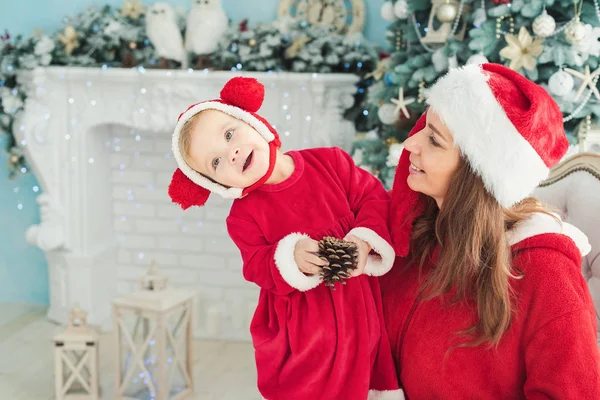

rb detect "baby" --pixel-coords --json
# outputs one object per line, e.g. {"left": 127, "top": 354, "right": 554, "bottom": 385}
{"left": 169, "top": 77, "right": 402, "bottom": 399}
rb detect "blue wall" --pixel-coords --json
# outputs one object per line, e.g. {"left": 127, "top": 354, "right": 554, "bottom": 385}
{"left": 0, "top": 0, "right": 387, "bottom": 305}
{"left": 0, "top": 137, "right": 49, "bottom": 304}
{"left": 2, "top": 0, "right": 388, "bottom": 46}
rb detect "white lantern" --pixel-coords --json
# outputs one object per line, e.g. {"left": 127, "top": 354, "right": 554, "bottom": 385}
{"left": 113, "top": 263, "right": 195, "bottom": 400}
{"left": 53, "top": 303, "right": 100, "bottom": 400}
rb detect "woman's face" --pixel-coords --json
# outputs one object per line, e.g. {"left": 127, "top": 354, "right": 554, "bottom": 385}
{"left": 403, "top": 109, "right": 461, "bottom": 208}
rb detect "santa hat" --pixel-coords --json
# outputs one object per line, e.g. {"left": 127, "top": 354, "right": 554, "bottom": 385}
{"left": 390, "top": 63, "right": 568, "bottom": 256}
{"left": 169, "top": 77, "right": 281, "bottom": 209}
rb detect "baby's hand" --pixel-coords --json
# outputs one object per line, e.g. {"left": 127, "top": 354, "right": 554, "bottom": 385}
{"left": 294, "top": 238, "right": 329, "bottom": 275}
{"left": 344, "top": 234, "right": 371, "bottom": 277}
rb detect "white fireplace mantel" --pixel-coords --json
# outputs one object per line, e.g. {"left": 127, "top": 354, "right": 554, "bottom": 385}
{"left": 14, "top": 67, "right": 358, "bottom": 336}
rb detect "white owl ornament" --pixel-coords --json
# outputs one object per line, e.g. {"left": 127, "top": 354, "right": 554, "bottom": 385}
{"left": 146, "top": 3, "right": 187, "bottom": 68}
{"left": 185, "top": 0, "right": 229, "bottom": 69}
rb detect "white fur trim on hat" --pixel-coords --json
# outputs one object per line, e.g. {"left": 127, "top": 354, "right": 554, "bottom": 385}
{"left": 368, "top": 389, "right": 406, "bottom": 400}
{"left": 507, "top": 212, "right": 591, "bottom": 256}
{"left": 346, "top": 228, "right": 395, "bottom": 276}
{"left": 274, "top": 233, "right": 322, "bottom": 291}
{"left": 171, "top": 100, "right": 275, "bottom": 199}
{"left": 425, "top": 64, "right": 549, "bottom": 208}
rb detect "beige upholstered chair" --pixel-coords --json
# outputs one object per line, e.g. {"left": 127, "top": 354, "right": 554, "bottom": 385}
{"left": 533, "top": 153, "right": 600, "bottom": 339}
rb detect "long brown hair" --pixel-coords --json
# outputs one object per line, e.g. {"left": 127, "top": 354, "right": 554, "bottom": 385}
{"left": 410, "top": 159, "right": 553, "bottom": 347}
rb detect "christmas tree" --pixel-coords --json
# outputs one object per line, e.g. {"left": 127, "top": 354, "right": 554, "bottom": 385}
{"left": 350, "top": 0, "right": 600, "bottom": 189}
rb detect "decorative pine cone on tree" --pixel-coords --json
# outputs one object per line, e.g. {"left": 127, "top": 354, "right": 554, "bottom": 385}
{"left": 318, "top": 236, "right": 358, "bottom": 289}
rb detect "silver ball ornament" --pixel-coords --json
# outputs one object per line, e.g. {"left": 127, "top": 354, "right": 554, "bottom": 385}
{"left": 548, "top": 70, "right": 574, "bottom": 97}
{"left": 565, "top": 19, "right": 587, "bottom": 45}
{"left": 378, "top": 103, "right": 399, "bottom": 125}
{"left": 436, "top": 1, "right": 458, "bottom": 23}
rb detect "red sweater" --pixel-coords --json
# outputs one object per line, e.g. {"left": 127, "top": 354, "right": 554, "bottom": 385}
{"left": 380, "top": 213, "right": 600, "bottom": 399}
{"left": 226, "top": 148, "right": 402, "bottom": 400}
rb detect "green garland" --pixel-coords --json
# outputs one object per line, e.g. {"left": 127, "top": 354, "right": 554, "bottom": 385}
{"left": 0, "top": 4, "right": 377, "bottom": 178}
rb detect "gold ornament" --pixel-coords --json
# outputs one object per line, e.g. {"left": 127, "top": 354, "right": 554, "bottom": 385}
{"left": 436, "top": 0, "right": 458, "bottom": 23}
{"left": 564, "top": 65, "right": 600, "bottom": 101}
{"left": 385, "top": 137, "right": 399, "bottom": 145}
{"left": 33, "top": 29, "right": 44, "bottom": 38}
{"left": 129, "top": 41, "right": 137, "bottom": 50}
{"left": 120, "top": 0, "right": 145, "bottom": 20}
{"left": 499, "top": 26, "right": 544, "bottom": 71}
{"left": 421, "top": 0, "right": 472, "bottom": 44}
{"left": 248, "top": 38, "right": 257, "bottom": 47}
{"left": 365, "top": 57, "right": 391, "bottom": 81}
{"left": 391, "top": 87, "right": 415, "bottom": 119}
{"left": 10, "top": 155, "right": 19, "bottom": 164}
{"left": 58, "top": 26, "right": 79, "bottom": 56}
{"left": 285, "top": 35, "right": 311, "bottom": 59}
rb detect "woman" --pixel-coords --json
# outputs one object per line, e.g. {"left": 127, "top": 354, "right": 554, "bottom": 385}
{"left": 381, "top": 63, "right": 600, "bottom": 399}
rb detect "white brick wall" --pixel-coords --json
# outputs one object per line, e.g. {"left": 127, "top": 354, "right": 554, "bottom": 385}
{"left": 110, "top": 128, "right": 255, "bottom": 341}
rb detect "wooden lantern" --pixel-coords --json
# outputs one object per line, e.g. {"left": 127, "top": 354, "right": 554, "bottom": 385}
{"left": 113, "top": 262, "right": 195, "bottom": 400}
{"left": 53, "top": 303, "right": 100, "bottom": 400}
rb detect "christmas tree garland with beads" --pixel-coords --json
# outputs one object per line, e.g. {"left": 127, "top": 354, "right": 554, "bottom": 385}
{"left": 0, "top": 2, "right": 377, "bottom": 178}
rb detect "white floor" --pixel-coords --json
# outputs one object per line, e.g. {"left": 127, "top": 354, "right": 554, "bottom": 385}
{"left": 0, "top": 304, "right": 261, "bottom": 400}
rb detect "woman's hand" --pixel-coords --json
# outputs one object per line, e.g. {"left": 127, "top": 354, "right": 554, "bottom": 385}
{"left": 294, "top": 238, "right": 329, "bottom": 275}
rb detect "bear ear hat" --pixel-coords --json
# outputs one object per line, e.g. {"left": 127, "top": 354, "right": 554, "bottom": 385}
{"left": 168, "top": 77, "right": 282, "bottom": 209}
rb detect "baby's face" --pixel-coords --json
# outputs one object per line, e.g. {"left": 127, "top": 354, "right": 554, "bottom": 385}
{"left": 187, "top": 109, "right": 270, "bottom": 189}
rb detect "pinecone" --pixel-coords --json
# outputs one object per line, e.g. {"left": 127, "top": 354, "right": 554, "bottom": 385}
{"left": 318, "top": 236, "right": 358, "bottom": 289}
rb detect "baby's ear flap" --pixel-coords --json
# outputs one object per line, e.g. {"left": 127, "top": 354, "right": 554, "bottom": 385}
{"left": 168, "top": 168, "right": 210, "bottom": 209}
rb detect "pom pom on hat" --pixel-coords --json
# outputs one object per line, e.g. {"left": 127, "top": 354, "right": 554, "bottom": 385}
{"left": 220, "top": 77, "right": 264, "bottom": 113}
